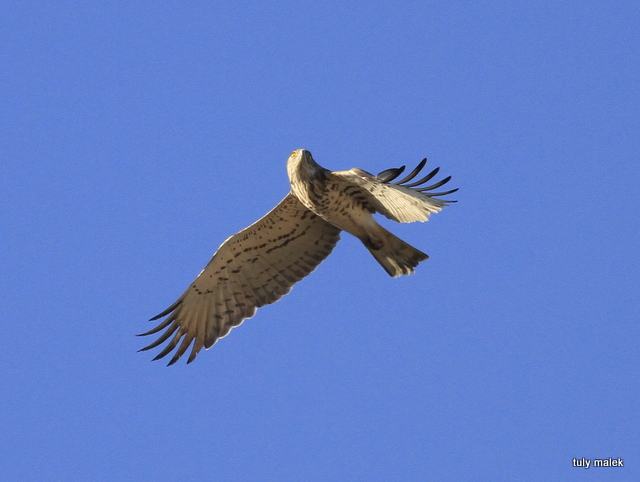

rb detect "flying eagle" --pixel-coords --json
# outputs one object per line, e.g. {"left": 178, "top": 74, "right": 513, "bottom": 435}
{"left": 140, "top": 149, "right": 457, "bottom": 365}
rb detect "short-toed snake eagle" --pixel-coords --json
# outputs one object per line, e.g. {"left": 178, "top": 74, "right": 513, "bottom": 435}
{"left": 140, "top": 149, "right": 456, "bottom": 365}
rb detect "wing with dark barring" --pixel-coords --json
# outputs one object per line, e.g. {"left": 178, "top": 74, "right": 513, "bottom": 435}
{"left": 139, "top": 193, "right": 341, "bottom": 365}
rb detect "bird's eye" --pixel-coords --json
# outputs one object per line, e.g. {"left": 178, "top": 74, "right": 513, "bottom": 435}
{"left": 290, "top": 150, "right": 297, "bottom": 158}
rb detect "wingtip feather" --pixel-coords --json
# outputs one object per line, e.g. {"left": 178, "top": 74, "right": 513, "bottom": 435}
{"left": 392, "top": 158, "right": 427, "bottom": 184}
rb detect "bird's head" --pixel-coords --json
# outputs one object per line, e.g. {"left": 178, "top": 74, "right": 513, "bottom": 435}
{"left": 286, "top": 149, "right": 325, "bottom": 182}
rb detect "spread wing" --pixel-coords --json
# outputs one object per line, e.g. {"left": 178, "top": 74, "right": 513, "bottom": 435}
{"left": 331, "top": 158, "right": 458, "bottom": 223}
{"left": 139, "top": 193, "right": 341, "bottom": 365}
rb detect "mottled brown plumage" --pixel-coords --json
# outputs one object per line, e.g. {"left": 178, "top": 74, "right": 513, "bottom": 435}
{"left": 140, "top": 149, "right": 456, "bottom": 365}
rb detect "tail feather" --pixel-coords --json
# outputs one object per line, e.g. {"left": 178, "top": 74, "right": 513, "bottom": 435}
{"left": 364, "top": 227, "right": 428, "bottom": 277}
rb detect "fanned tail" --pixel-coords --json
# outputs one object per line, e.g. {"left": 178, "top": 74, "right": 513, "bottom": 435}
{"left": 363, "top": 225, "right": 428, "bottom": 277}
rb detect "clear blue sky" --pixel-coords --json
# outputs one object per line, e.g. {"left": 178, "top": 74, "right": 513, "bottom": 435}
{"left": 2, "top": 2, "right": 638, "bottom": 480}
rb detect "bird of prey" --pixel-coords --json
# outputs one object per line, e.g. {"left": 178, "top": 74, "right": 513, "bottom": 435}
{"left": 140, "top": 149, "right": 457, "bottom": 365}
